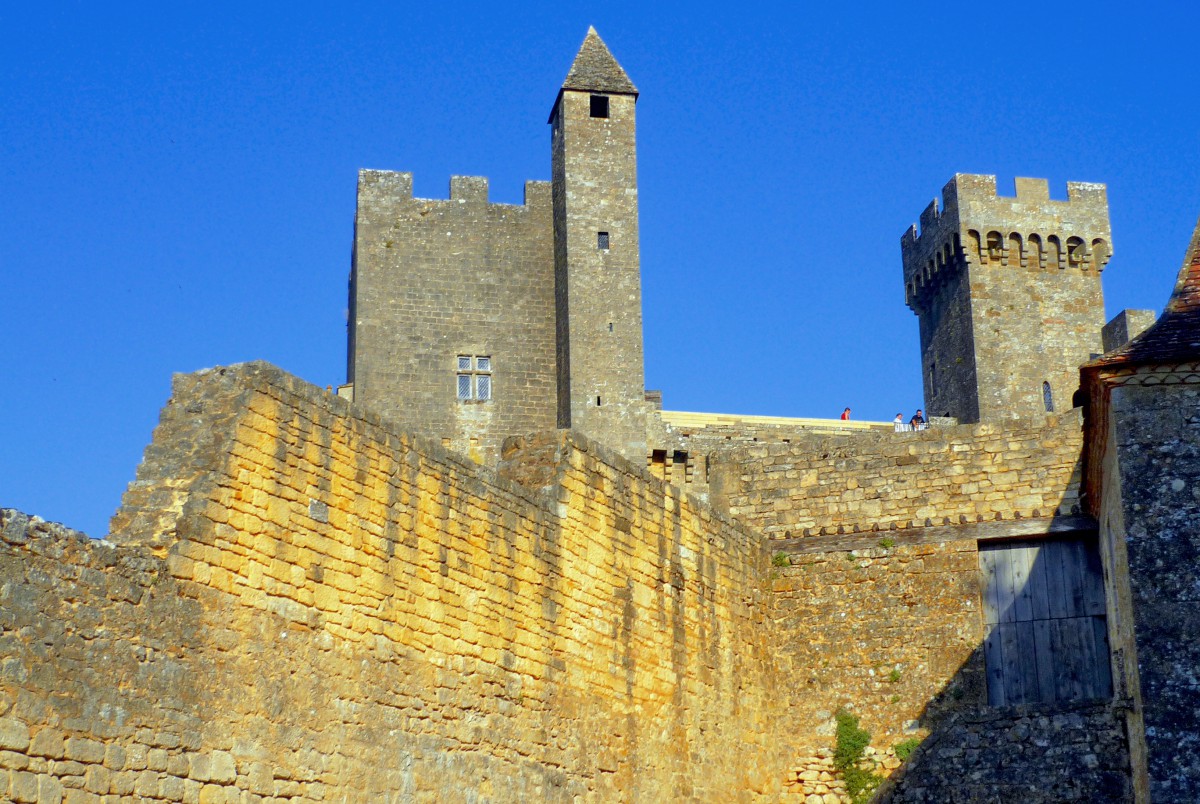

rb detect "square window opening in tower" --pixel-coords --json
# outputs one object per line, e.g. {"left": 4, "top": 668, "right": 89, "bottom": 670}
{"left": 589, "top": 94, "right": 609, "bottom": 118}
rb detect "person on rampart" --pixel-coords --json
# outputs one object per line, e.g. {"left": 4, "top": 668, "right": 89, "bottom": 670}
{"left": 841, "top": 407, "right": 851, "bottom": 420}
{"left": 893, "top": 413, "right": 905, "bottom": 431}
{"left": 910, "top": 409, "right": 926, "bottom": 430}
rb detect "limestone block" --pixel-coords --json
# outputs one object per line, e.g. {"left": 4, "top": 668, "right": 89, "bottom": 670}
{"left": 65, "top": 738, "right": 105, "bottom": 765}
{"left": 207, "top": 751, "right": 236, "bottom": 784}
{"left": 82, "top": 765, "right": 108, "bottom": 794}
{"left": 147, "top": 748, "right": 168, "bottom": 772}
{"left": 108, "top": 770, "right": 135, "bottom": 796}
{"left": 0, "top": 718, "right": 30, "bottom": 752}
{"left": 38, "top": 774, "right": 64, "bottom": 804}
{"left": 11, "top": 770, "right": 40, "bottom": 802}
{"left": 99, "top": 745, "right": 124, "bottom": 771}
{"left": 29, "top": 728, "right": 64, "bottom": 760}
{"left": 198, "top": 782, "right": 228, "bottom": 803}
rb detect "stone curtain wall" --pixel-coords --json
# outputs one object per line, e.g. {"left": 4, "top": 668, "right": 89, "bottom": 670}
{"left": 0, "top": 362, "right": 792, "bottom": 802}
{"left": 0, "top": 512, "right": 210, "bottom": 804}
{"left": 644, "top": 412, "right": 891, "bottom": 504}
{"left": 711, "top": 412, "right": 1085, "bottom": 540}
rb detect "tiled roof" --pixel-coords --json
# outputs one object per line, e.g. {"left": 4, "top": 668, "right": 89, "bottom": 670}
{"left": 1087, "top": 212, "right": 1200, "bottom": 368}
{"left": 561, "top": 27, "right": 638, "bottom": 96}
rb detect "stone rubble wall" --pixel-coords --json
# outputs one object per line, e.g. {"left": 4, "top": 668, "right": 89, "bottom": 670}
{"left": 883, "top": 702, "right": 1131, "bottom": 802}
{"left": 771, "top": 539, "right": 983, "bottom": 749}
{"left": 711, "top": 411, "right": 1085, "bottom": 540}
{"left": 1106, "top": 379, "right": 1200, "bottom": 801}
{"left": 783, "top": 751, "right": 847, "bottom": 802}
{"left": 0, "top": 362, "right": 793, "bottom": 803}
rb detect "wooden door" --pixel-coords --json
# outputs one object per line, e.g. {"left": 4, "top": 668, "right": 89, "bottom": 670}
{"left": 979, "top": 537, "right": 1112, "bottom": 706}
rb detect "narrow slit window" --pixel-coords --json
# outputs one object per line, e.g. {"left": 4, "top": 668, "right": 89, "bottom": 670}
{"left": 590, "top": 94, "right": 609, "bottom": 118}
{"left": 596, "top": 396, "right": 602, "bottom": 406}
{"left": 597, "top": 231, "right": 610, "bottom": 250}
{"left": 1043, "top": 381, "right": 1054, "bottom": 412}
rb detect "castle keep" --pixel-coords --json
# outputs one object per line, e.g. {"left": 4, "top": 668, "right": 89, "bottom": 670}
{"left": 346, "top": 30, "right": 1123, "bottom": 487}
{"left": 3, "top": 27, "right": 1200, "bottom": 804}
{"left": 347, "top": 28, "right": 649, "bottom": 467}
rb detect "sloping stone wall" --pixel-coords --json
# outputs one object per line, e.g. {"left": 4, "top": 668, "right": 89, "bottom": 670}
{"left": 0, "top": 362, "right": 792, "bottom": 802}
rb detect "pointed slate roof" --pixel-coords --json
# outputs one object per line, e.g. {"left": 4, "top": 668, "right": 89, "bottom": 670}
{"left": 1087, "top": 211, "right": 1200, "bottom": 368}
{"left": 561, "top": 27, "right": 638, "bottom": 96}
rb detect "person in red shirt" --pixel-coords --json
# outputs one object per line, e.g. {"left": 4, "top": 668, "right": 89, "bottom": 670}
{"left": 841, "top": 407, "right": 851, "bottom": 420}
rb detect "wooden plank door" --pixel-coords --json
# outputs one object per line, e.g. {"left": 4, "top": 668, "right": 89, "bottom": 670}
{"left": 980, "top": 537, "right": 1112, "bottom": 705}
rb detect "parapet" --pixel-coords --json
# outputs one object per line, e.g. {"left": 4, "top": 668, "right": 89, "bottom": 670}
{"left": 356, "top": 169, "right": 552, "bottom": 212}
{"left": 902, "top": 174, "right": 1113, "bottom": 312}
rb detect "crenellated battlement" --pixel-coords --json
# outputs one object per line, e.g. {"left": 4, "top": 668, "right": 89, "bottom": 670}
{"left": 349, "top": 163, "right": 558, "bottom": 462}
{"left": 356, "top": 169, "right": 553, "bottom": 212}
{"left": 901, "top": 173, "right": 1111, "bottom": 425}
{"left": 902, "top": 174, "right": 1112, "bottom": 313}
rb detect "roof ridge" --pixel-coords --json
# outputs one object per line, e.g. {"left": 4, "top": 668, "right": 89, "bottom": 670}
{"left": 560, "top": 27, "right": 638, "bottom": 96}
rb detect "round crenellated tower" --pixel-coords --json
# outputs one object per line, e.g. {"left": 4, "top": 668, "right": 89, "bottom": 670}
{"left": 901, "top": 174, "right": 1112, "bottom": 423}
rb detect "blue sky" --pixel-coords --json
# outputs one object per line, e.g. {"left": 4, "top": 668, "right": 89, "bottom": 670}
{"left": 4, "top": 2, "right": 1198, "bottom": 537}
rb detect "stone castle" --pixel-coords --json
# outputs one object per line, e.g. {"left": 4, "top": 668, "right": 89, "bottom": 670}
{"left": 3, "top": 27, "right": 1199, "bottom": 803}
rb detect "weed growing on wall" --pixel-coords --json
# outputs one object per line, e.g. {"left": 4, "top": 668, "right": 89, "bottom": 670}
{"left": 772, "top": 551, "right": 791, "bottom": 567}
{"left": 834, "top": 710, "right": 885, "bottom": 804}
{"left": 894, "top": 737, "right": 922, "bottom": 762}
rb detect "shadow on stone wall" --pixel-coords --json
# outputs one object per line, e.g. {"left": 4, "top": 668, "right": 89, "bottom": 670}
{"left": 772, "top": 442, "right": 1134, "bottom": 802}
{"left": 869, "top": 502, "right": 1133, "bottom": 803}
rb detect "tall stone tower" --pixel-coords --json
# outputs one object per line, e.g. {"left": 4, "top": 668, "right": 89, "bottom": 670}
{"left": 901, "top": 174, "right": 1111, "bottom": 422}
{"left": 551, "top": 27, "right": 648, "bottom": 460}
